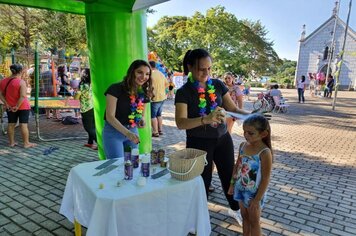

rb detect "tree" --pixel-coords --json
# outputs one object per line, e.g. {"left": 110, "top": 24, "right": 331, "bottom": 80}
{"left": 147, "top": 6, "right": 280, "bottom": 77}
{"left": 37, "top": 10, "right": 87, "bottom": 63}
{"left": 271, "top": 59, "right": 296, "bottom": 86}
{"left": 148, "top": 16, "right": 188, "bottom": 72}
{"left": 0, "top": 5, "right": 87, "bottom": 66}
{"left": 0, "top": 5, "right": 41, "bottom": 65}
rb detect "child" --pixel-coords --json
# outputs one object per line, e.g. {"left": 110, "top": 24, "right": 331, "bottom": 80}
{"left": 228, "top": 114, "right": 273, "bottom": 235}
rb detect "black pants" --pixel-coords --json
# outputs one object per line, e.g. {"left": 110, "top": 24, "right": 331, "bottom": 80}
{"left": 324, "top": 87, "right": 332, "bottom": 97}
{"left": 81, "top": 108, "right": 97, "bottom": 144}
{"left": 187, "top": 132, "right": 239, "bottom": 211}
{"left": 298, "top": 88, "right": 305, "bottom": 102}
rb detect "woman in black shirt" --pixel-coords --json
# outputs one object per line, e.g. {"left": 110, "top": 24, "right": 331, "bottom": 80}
{"left": 102, "top": 60, "right": 153, "bottom": 159}
{"left": 175, "top": 49, "right": 250, "bottom": 221}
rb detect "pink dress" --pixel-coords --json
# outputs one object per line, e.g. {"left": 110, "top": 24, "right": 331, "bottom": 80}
{"left": 227, "top": 84, "right": 243, "bottom": 105}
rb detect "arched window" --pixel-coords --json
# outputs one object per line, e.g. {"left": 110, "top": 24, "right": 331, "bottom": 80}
{"left": 323, "top": 46, "right": 329, "bottom": 60}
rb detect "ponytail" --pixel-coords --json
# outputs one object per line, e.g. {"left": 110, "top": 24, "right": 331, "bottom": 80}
{"left": 182, "top": 49, "right": 211, "bottom": 76}
{"left": 243, "top": 114, "right": 273, "bottom": 160}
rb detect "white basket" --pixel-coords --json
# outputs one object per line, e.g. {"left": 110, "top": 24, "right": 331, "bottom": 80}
{"left": 167, "top": 148, "right": 207, "bottom": 181}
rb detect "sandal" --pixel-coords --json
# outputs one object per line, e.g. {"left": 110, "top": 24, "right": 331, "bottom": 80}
{"left": 208, "top": 185, "right": 215, "bottom": 192}
{"left": 158, "top": 130, "right": 163, "bottom": 135}
{"left": 152, "top": 133, "right": 159, "bottom": 137}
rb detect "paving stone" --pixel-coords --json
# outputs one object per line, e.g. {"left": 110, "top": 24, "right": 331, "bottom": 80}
{"left": 11, "top": 214, "right": 29, "bottom": 225}
{"left": 1, "top": 208, "right": 17, "bottom": 217}
{"left": 0, "top": 214, "right": 11, "bottom": 226}
{"left": 2, "top": 223, "right": 22, "bottom": 234}
{"left": 330, "top": 228, "right": 356, "bottom": 236}
{"left": 306, "top": 221, "right": 331, "bottom": 232}
{"left": 52, "top": 227, "right": 74, "bottom": 236}
{"left": 28, "top": 213, "right": 47, "bottom": 224}
{"left": 33, "top": 228, "right": 55, "bottom": 236}
{"left": 11, "top": 230, "right": 32, "bottom": 236}
{"left": 39, "top": 220, "right": 61, "bottom": 231}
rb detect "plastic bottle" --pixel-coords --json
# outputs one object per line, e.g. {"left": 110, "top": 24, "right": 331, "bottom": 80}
{"left": 124, "top": 160, "right": 133, "bottom": 180}
{"left": 141, "top": 154, "right": 150, "bottom": 177}
{"left": 124, "top": 145, "right": 131, "bottom": 161}
{"left": 131, "top": 148, "right": 139, "bottom": 168}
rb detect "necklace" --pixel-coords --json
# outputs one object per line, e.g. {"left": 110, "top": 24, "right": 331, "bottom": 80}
{"left": 189, "top": 73, "right": 217, "bottom": 116}
{"left": 128, "top": 87, "right": 145, "bottom": 128}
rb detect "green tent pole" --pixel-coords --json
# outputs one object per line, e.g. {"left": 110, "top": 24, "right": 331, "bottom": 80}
{"left": 85, "top": 3, "right": 151, "bottom": 159}
{"left": 34, "top": 42, "right": 39, "bottom": 115}
{"left": 34, "top": 42, "right": 40, "bottom": 139}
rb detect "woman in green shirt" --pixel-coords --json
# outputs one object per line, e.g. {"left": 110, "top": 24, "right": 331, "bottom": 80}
{"left": 76, "top": 68, "right": 97, "bottom": 150}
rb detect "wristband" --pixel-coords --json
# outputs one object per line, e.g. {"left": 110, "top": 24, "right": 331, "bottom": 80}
{"left": 230, "top": 178, "right": 235, "bottom": 184}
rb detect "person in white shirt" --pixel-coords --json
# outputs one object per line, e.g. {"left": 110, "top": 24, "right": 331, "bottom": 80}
{"left": 308, "top": 74, "right": 316, "bottom": 97}
{"left": 297, "top": 75, "right": 306, "bottom": 103}
{"left": 269, "top": 84, "right": 282, "bottom": 98}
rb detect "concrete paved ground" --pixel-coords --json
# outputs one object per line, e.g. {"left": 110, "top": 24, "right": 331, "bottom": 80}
{"left": 0, "top": 88, "right": 355, "bottom": 236}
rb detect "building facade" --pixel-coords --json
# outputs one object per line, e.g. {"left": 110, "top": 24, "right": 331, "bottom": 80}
{"left": 295, "top": 11, "right": 356, "bottom": 90}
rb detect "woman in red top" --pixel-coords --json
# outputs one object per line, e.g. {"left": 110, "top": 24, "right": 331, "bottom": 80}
{"left": 0, "top": 64, "right": 36, "bottom": 148}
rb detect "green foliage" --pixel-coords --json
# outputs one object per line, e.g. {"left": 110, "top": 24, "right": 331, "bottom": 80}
{"left": 283, "top": 78, "right": 292, "bottom": 84}
{"left": 148, "top": 6, "right": 280, "bottom": 76}
{"left": 0, "top": 5, "right": 87, "bottom": 65}
{"left": 37, "top": 10, "right": 87, "bottom": 56}
{"left": 272, "top": 59, "right": 296, "bottom": 86}
{"left": 0, "top": 5, "right": 41, "bottom": 65}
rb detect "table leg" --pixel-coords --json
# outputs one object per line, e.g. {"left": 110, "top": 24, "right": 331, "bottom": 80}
{"left": 74, "top": 219, "right": 82, "bottom": 236}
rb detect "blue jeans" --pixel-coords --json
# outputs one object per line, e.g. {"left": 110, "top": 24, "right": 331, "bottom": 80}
{"left": 102, "top": 121, "right": 138, "bottom": 159}
{"left": 297, "top": 88, "right": 305, "bottom": 102}
{"left": 150, "top": 101, "right": 164, "bottom": 118}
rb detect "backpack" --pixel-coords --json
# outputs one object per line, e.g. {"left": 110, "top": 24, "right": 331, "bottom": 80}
{"left": 61, "top": 116, "right": 79, "bottom": 125}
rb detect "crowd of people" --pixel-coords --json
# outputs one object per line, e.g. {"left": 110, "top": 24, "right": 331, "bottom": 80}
{"left": 4, "top": 49, "right": 340, "bottom": 235}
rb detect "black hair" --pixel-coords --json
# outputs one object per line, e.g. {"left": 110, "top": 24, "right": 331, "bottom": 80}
{"left": 10, "top": 64, "right": 23, "bottom": 75}
{"left": 57, "top": 65, "right": 68, "bottom": 85}
{"left": 123, "top": 60, "right": 153, "bottom": 99}
{"left": 182, "top": 49, "right": 211, "bottom": 76}
{"left": 149, "top": 61, "right": 156, "bottom": 68}
{"left": 243, "top": 114, "right": 273, "bottom": 157}
{"left": 79, "top": 68, "right": 91, "bottom": 86}
{"left": 274, "top": 84, "right": 279, "bottom": 89}
{"left": 301, "top": 75, "right": 306, "bottom": 83}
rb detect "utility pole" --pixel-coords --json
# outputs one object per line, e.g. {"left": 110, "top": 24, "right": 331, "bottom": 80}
{"left": 332, "top": 0, "right": 352, "bottom": 110}
{"left": 326, "top": 1, "right": 340, "bottom": 82}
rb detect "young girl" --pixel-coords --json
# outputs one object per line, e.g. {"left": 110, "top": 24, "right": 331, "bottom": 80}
{"left": 223, "top": 72, "right": 244, "bottom": 134}
{"left": 228, "top": 114, "right": 273, "bottom": 236}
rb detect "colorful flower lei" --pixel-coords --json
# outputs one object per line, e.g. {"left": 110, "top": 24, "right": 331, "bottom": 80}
{"left": 128, "top": 87, "right": 145, "bottom": 128}
{"left": 188, "top": 73, "right": 217, "bottom": 116}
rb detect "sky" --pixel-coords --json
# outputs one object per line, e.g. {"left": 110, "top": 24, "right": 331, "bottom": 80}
{"left": 147, "top": 0, "right": 355, "bottom": 61}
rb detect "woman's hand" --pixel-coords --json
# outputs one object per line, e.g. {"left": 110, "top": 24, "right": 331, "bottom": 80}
{"left": 138, "top": 119, "right": 145, "bottom": 128}
{"left": 126, "top": 131, "right": 140, "bottom": 144}
{"left": 11, "top": 105, "right": 19, "bottom": 112}
{"left": 207, "top": 107, "right": 226, "bottom": 124}
{"left": 227, "top": 184, "right": 234, "bottom": 195}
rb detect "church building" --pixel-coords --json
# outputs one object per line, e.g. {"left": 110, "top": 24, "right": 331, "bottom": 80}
{"left": 295, "top": 3, "right": 356, "bottom": 90}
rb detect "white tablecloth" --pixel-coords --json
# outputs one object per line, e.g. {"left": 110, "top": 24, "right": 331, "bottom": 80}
{"left": 59, "top": 159, "right": 211, "bottom": 236}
